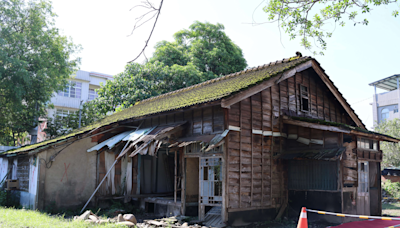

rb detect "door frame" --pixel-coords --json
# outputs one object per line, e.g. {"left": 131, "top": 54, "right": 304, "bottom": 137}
{"left": 198, "top": 156, "right": 223, "bottom": 221}
{"left": 357, "top": 160, "right": 370, "bottom": 215}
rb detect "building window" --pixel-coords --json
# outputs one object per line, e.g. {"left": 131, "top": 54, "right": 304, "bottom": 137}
{"left": 300, "top": 85, "right": 309, "bottom": 112}
{"left": 88, "top": 89, "right": 98, "bottom": 101}
{"left": 357, "top": 137, "right": 378, "bottom": 150}
{"left": 56, "top": 109, "right": 76, "bottom": 118}
{"left": 58, "top": 81, "right": 82, "bottom": 98}
{"left": 381, "top": 108, "right": 389, "bottom": 122}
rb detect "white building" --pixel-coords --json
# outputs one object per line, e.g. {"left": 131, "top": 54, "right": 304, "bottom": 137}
{"left": 369, "top": 74, "right": 400, "bottom": 126}
{"left": 36, "top": 70, "right": 113, "bottom": 142}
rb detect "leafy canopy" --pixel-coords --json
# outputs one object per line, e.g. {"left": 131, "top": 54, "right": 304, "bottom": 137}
{"left": 92, "top": 21, "right": 247, "bottom": 115}
{"left": 374, "top": 119, "right": 400, "bottom": 168}
{"left": 263, "top": 0, "right": 399, "bottom": 54}
{"left": 0, "top": 0, "right": 80, "bottom": 146}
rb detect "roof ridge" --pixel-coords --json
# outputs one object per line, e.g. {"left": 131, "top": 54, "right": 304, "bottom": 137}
{"left": 137, "top": 56, "right": 310, "bottom": 105}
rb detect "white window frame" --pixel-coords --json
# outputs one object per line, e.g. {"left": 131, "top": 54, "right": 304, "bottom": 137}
{"left": 88, "top": 89, "right": 98, "bottom": 101}
{"left": 381, "top": 108, "right": 389, "bottom": 122}
{"left": 56, "top": 109, "right": 76, "bottom": 118}
{"left": 58, "top": 80, "right": 82, "bottom": 99}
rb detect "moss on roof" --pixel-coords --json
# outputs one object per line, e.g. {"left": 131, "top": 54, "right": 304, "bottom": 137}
{"left": 4, "top": 56, "right": 312, "bottom": 155}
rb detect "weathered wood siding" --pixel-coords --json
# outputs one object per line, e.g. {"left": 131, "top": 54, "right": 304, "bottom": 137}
{"left": 226, "top": 68, "right": 356, "bottom": 211}
{"left": 141, "top": 105, "right": 225, "bottom": 136}
{"left": 98, "top": 150, "right": 138, "bottom": 197}
{"left": 284, "top": 69, "right": 354, "bottom": 125}
{"left": 227, "top": 89, "right": 284, "bottom": 210}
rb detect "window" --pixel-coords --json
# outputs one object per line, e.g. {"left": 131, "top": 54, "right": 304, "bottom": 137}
{"left": 58, "top": 81, "right": 82, "bottom": 98}
{"left": 88, "top": 89, "right": 98, "bottom": 101}
{"left": 300, "top": 85, "right": 309, "bottom": 112}
{"left": 56, "top": 109, "right": 76, "bottom": 118}
{"left": 358, "top": 161, "right": 369, "bottom": 193}
{"left": 357, "top": 137, "right": 378, "bottom": 150}
{"left": 381, "top": 108, "right": 390, "bottom": 122}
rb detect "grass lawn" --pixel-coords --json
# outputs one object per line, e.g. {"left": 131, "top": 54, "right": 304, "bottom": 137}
{"left": 383, "top": 202, "right": 400, "bottom": 217}
{"left": 0, "top": 207, "right": 129, "bottom": 228}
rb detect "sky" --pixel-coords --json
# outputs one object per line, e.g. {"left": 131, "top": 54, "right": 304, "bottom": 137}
{"left": 51, "top": 0, "right": 400, "bottom": 130}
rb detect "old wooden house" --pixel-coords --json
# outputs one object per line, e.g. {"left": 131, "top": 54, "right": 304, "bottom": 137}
{"left": 1, "top": 55, "right": 398, "bottom": 225}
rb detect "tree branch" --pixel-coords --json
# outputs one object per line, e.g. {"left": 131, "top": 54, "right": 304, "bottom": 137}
{"left": 128, "top": 0, "right": 164, "bottom": 63}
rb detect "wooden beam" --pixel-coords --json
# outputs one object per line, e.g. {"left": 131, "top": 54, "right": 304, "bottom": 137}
{"left": 283, "top": 117, "right": 400, "bottom": 142}
{"left": 283, "top": 117, "right": 350, "bottom": 134}
{"left": 311, "top": 60, "right": 365, "bottom": 129}
{"left": 276, "top": 61, "right": 313, "bottom": 84}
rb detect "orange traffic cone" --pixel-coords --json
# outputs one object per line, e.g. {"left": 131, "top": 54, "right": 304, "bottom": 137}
{"left": 296, "top": 207, "right": 308, "bottom": 228}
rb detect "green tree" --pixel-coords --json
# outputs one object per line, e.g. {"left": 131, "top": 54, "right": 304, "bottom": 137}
{"left": 94, "top": 21, "right": 247, "bottom": 114}
{"left": 44, "top": 101, "right": 104, "bottom": 139}
{"left": 0, "top": 0, "right": 80, "bottom": 146}
{"left": 263, "top": 0, "right": 399, "bottom": 54}
{"left": 374, "top": 119, "right": 400, "bottom": 168}
{"left": 152, "top": 21, "right": 247, "bottom": 77}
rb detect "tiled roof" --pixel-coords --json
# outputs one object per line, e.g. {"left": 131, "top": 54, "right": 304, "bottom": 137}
{"left": 2, "top": 56, "right": 314, "bottom": 154}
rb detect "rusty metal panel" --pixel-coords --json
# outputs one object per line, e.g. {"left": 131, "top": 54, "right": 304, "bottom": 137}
{"left": 288, "top": 160, "right": 337, "bottom": 191}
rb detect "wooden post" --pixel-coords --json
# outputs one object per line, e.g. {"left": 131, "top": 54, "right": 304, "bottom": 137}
{"left": 223, "top": 108, "right": 229, "bottom": 222}
{"left": 261, "top": 91, "right": 264, "bottom": 206}
{"left": 239, "top": 101, "right": 242, "bottom": 208}
{"left": 250, "top": 96, "right": 254, "bottom": 207}
{"left": 181, "top": 148, "right": 186, "bottom": 215}
{"left": 96, "top": 151, "right": 100, "bottom": 206}
{"left": 270, "top": 87, "right": 273, "bottom": 205}
{"left": 136, "top": 154, "right": 141, "bottom": 195}
{"left": 174, "top": 151, "right": 177, "bottom": 203}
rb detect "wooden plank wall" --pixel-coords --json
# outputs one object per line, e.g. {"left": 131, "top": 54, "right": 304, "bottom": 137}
{"left": 284, "top": 125, "right": 340, "bottom": 151}
{"left": 342, "top": 141, "right": 357, "bottom": 186}
{"left": 97, "top": 150, "right": 138, "bottom": 197}
{"left": 226, "top": 69, "right": 356, "bottom": 211}
{"left": 284, "top": 69, "right": 354, "bottom": 125}
{"left": 141, "top": 105, "right": 224, "bottom": 136}
{"left": 227, "top": 87, "right": 282, "bottom": 210}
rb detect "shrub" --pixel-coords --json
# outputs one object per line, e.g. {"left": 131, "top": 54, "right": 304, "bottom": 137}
{"left": 383, "top": 179, "right": 400, "bottom": 198}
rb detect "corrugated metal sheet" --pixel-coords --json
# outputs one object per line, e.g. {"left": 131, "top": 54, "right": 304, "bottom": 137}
{"left": 288, "top": 160, "right": 338, "bottom": 191}
{"left": 122, "top": 127, "right": 156, "bottom": 142}
{"left": 87, "top": 127, "right": 157, "bottom": 152}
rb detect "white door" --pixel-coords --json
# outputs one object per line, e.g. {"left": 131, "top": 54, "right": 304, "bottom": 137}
{"left": 199, "top": 157, "right": 222, "bottom": 220}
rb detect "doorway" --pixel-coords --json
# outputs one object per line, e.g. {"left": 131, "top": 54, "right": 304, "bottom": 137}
{"left": 199, "top": 157, "right": 223, "bottom": 224}
{"left": 357, "top": 161, "right": 370, "bottom": 215}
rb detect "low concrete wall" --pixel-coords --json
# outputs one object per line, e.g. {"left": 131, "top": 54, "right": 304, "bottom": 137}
{"left": 39, "top": 137, "right": 97, "bottom": 210}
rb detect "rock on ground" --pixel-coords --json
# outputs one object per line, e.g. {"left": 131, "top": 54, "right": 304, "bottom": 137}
{"left": 123, "top": 214, "right": 137, "bottom": 224}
